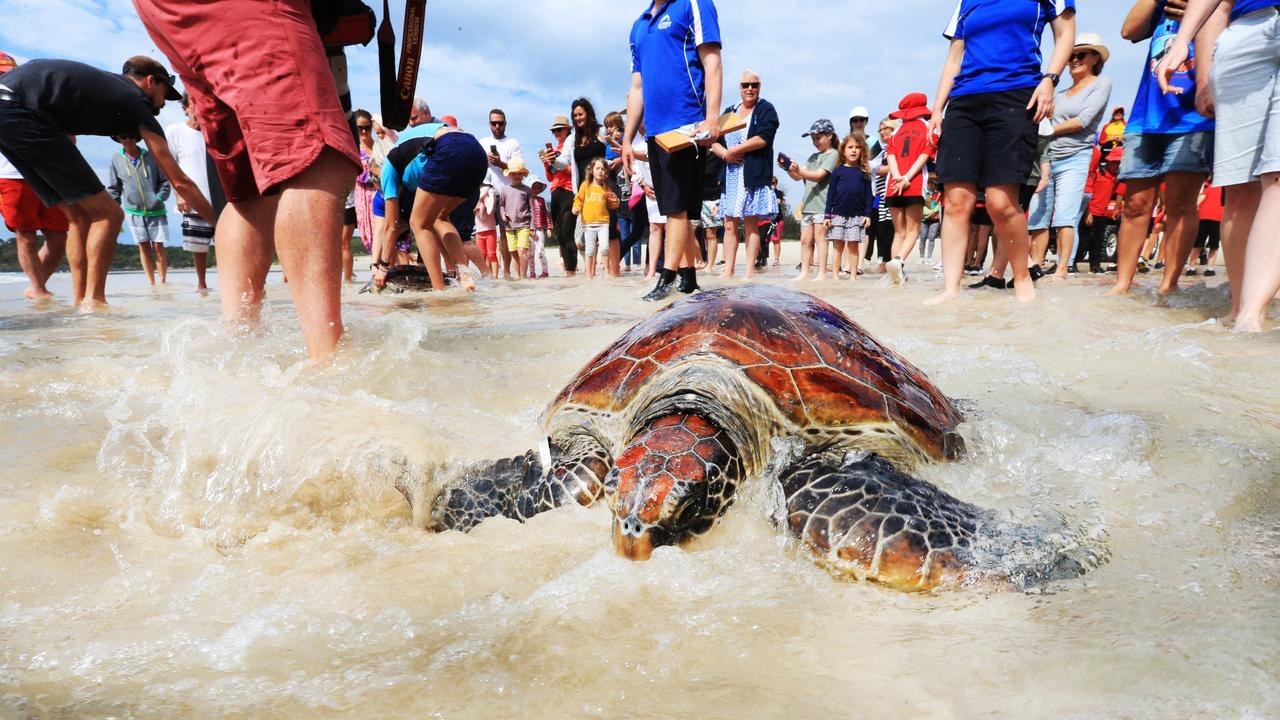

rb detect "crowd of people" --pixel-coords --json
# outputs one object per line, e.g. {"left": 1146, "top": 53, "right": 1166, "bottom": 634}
{"left": 0, "top": 0, "right": 1277, "bottom": 360}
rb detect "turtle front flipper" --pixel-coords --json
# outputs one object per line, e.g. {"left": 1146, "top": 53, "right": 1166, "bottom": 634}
{"left": 780, "top": 453, "right": 990, "bottom": 592}
{"left": 424, "top": 433, "right": 612, "bottom": 532}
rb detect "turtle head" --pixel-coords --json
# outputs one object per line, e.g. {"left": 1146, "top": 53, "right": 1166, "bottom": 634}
{"left": 608, "top": 413, "right": 743, "bottom": 561}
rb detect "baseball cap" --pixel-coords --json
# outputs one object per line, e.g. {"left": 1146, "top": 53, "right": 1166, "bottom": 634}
{"left": 0, "top": 52, "right": 16, "bottom": 75}
{"left": 802, "top": 119, "right": 836, "bottom": 137}
{"left": 122, "top": 55, "right": 182, "bottom": 101}
{"left": 848, "top": 106, "right": 869, "bottom": 121}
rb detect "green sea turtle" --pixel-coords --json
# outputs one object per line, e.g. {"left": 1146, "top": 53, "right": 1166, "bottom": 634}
{"left": 406, "top": 285, "right": 1097, "bottom": 591}
{"left": 359, "top": 265, "right": 439, "bottom": 294}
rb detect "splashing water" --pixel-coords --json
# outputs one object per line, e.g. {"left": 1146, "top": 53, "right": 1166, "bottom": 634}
{"left": 1, "top": 266, "right": 1278, "bottom": 718}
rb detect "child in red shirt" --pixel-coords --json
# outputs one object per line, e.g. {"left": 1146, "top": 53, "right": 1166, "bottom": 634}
{"left": 1083, "top": 147, "right": 1124, "bottom": 273}
{"left": 1189, "top": 179, "right": 1224, "bottom": 276}
{"left": 884, "top": 93, "right": 935, "bottom": 284}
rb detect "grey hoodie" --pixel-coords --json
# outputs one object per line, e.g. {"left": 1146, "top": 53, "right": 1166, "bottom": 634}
{"left": 106, "top": 148, "right": 170, "bottom": 216}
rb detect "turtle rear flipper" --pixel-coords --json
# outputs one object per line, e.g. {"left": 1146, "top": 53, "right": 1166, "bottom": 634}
{"left": 780, "top": 453, "right": 991, "bottom": 592}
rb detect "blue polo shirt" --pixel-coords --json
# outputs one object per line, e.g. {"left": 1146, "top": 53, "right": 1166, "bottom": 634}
{"left": 630, "top": 0, "right": 722, "bottom": 137}
{"left": 1231, "top": 0, "right": 1280, "bottom": 20}
{"left": 380, "top": 122, "right": 446, "bottom": 202}
{"left": 944, "top": 0, "right": 1075, "bottom": 99}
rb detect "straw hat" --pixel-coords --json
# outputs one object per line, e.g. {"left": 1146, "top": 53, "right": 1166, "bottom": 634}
{"left": 505, "top": 158, "right": 531, "bottom": 176}
{"left": 1074, "top": 33, "right": 1110, "bottom": 64}
{"left": 549, "top": 116, "right": 571, "bottom": 131}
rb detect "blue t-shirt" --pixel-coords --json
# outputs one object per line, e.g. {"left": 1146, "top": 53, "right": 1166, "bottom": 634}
{"left": 944, "top": 0, "right": 1075, "bottom": 98}
{"left": 1232, "top": 0, "right": 1280, "bottom": 21}
{"left": 630, "top": 0, "right": 722, "bottom": 137}
{"left": 1128, "top": 10, "right": 1213, "bottom": 135}
{"left": 380, "top": 122, "right": 446, "bottom": 202}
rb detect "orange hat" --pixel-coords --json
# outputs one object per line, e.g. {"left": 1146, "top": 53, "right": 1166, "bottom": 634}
{"left": 0, "top": 52, "right": 16, "bottom": 75}
{"left": 1105, "top": 146, "right": 1124, "bottom": 163}
{"left": 889, "top": 92, "right": 931, "bottom": 121}
{"left": 441, "top": 114, "right": 458, "bottom": 128}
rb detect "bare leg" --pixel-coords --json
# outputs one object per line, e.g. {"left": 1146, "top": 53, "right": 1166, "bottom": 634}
{"left": 1224, "top": 186, "right": 1253, "bottom": 321}
{"left": 925, "top": 183, "right": 976, "bottom": 305}
{"left": 433, "top": 207, "right": 475, "bottom": 291}
{"left": 1234, "top": 173, "right": 1280, "bottom": 332}
{"left": 463, "top": 242, "right": 491, "bottom": 277}
{"left": 1053, "top": 226, "right": 1077, "bottom": 278}
{"left": 647, "top": 223, "right": 664, "bottom": 277}
{"left": 1106, "top": 179, "right": 1160, "bottom": 296}
{"left": 341, "top": 222, "right": 356, "bottom": 282}
{"left": 1156, "top": 172, "right": 1211, "bottom": 296}
{"left": 67, "top": 192, "right": 123, "bottom": 309}
{"left": 193, "top": 251, "right": 209, "bottom": 291}
{"left": 38, "top": 230, "right": 67, "bottom": 282}
{"left": 410, "top": 192, "right": 470, "bottom": 292}
{"left": 720, "top": 218, "right": 739, "bottom": 277}
{"left": 742, "top": 218, "right": 763, "bottom": 280}
{"left": 813, "top": 224, "right": 830, "bottom": 281}
{"left": 1030, "top": 228, "right": 1050, "bottom": 266}
{"left": 828, "top": 239, "right": 845, "bottom": 279}
{"left": 59, "top": 204, "right": 89, "bottom": 305}
{"left": 894, "top": 204, "right": 923, "bottom": 260}
{"left": 847, "top": 241, "right": 861, "bottom": 279}
{"left": 705, "top": 226, "right": 719, "bottom": 272}
{"left": 607, "top": 238, "right": 620, "bottom": 278}
{"left": 139, "top": 242, "right": 157, "bottom": 285}
{"left": 663, "top": 212, "right": 692, "bottom": 272}
{"left": 155, "top": 240, "right": 168, "bottom": 284}
{"left": 270, "top": 147, "right": 354, "bottom": 359}
{"left": 986, "top": 185, "right": 1034, "bottom": 302}
{"left": 793, "top": 222, "right": 815, "bottom": 281}
{"left": 16, "top": 230, "right": 53, "bottom": 298}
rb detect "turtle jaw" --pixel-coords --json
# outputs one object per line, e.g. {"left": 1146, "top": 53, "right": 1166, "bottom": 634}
{"left": 612, "top": 516, "right": 670, "bottom": 561}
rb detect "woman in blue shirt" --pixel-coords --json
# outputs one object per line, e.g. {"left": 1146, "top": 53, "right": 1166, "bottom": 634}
{"left": 926, "top": 0, "right": 1076, "bottom": 306}
{"left": 1107, "top": 0, "right": 1224, "bottom": 299}
{"left": 1160, "top": 0, "right": 1280, "bottom": 331}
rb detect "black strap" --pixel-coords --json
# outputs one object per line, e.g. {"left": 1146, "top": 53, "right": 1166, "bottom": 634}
{"left": 379, "top": 0, "right": 426, "bottom": 131}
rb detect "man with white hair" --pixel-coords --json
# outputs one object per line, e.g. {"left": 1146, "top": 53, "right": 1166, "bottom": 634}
{"left": 409, "top": 98, "right": 433, "bottom": 127}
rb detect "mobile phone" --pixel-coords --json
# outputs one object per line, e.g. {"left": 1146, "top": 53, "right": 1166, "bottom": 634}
{"left": 545, "top": 142, "right": 554, "bottom": 152}
{"left": 777, "top": 153, "right": 791, "bottom": 168}
{"left": 490, "top": 145, "right": 499, "bottom": 156}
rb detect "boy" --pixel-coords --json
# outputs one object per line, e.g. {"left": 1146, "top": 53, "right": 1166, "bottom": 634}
{"left": 498, "top": 158, "right": 534, "bottom": 279}
{"left": 529, "top": 177, "right": 552, "bottom": 278}
{"left": 1083, "top": 147, "right": 1126, "bottom": 273}
{"left": 107, "top": 134, "right": 172, "bottom": 285}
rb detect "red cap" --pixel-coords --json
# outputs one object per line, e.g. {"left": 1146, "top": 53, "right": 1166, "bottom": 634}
{"left": 889, "top": 92, "right": 931, "bottom": 121}
{"left": 1105, "top": 146, "right": 1124, "bottom": 163}
{"left": 0, "top": 52, "right": 16, "bottom": 75}
{"left": 441, "top": 114, "right": 459, "bottom": 128}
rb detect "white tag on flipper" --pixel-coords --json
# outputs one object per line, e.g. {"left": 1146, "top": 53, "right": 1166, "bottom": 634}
{"left": 539, "top": 437, "right": 552, "bottom": 468}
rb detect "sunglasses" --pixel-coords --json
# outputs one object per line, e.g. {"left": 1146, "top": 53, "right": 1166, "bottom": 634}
{"left": 1070, "top": 51, "right": 1095, "bottom": 62}
{"left": 740, "top": 82, "right": 760, "bottom": 89}
{"left": 357, "top": 125, "right": 373, "bottom": 132}
{"left": 850, "top": 117, "right": 868, "bottom": 123}
{"left": 490, "top": 120, "right": 507, "bottom": 126}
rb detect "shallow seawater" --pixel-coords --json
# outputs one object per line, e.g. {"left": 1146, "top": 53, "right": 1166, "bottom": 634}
{"left": 1, "top": 258, "right": 1277, "bottom": 719}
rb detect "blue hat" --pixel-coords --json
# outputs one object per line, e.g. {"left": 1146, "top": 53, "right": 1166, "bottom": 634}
{"left": 802, "top": 119, "right": 835, "bottom": 137}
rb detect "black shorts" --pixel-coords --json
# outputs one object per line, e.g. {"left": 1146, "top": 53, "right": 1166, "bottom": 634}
{"left": 936, "top": 86, "right": 1037, "bottom": 189}
{"left": 646, "top": 138, "right": 705, "bottom": 218}
{"left": 971, "top": 206, "right": 993, "bottom": 226}
{"left": 343, "top": 206, "right": 357, "bottom": 226}
{"left": 418, "top": 131, "right": 487, "bottom": 200}
{"left": 0, "top": 102, "right": 103, "bottom": 207}
{"left": 1195, "top": 219, "right": 1220, "bottom": 250}
{"left": 885, "top": 196, "right": 924, "bottom": 209}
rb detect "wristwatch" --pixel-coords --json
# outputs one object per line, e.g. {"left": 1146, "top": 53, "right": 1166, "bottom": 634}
{"left": 1041, "top": 72, "right": 1060, "bottom": 86}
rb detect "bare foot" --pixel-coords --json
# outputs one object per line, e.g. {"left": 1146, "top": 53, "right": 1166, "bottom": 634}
{"left": 791, "top": 274, "right": 810, "bottom": 283}
{"left": 744, "top": 272, "right": 756, "bottom": 281}
{"left": 1233, "top": 314, "right": 1264, "bottom": 333}
{"left": 23, "top": 287, "right": 53, "bottom": 300}
{"left": 1157, "top": 284, "right": 1179, "bottom": 298}
{"left": 1103, "top": 284, "right": 1130, "bottom": 297}
{"left": 1012, "top": 278, "right": 1036, "bottom": 302}
{"left": 78, "top": 299, "right": 109, "bottom": 314}
{"left": 923, "top": 288, "right": 960, "bottom": 306}
{"left": 1219, "top": 311, "right": 1237, "bottom": 325}
{"left": 458, "top": 271, "right": 477, "bottom": 293}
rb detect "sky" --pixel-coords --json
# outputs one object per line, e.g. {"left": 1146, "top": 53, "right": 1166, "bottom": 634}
{"left": 0, "top": 0, "right": 1147, "bottom": 245}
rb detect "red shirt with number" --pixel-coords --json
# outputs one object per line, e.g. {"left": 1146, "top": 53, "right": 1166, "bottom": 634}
{"left": 885, "top": 118, "right": 934, "bottom": 198}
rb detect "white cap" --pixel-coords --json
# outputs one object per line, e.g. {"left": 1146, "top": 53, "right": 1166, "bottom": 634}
{"left": 848, "top": 106, "right": 870, "bottom": 120}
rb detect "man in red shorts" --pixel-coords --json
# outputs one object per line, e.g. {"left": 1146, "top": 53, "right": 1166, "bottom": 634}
{"left": 132, "top": 0, "right": 362, "bottom": 360}
{"left": 0, "top": 53, "right": 67, "bottom": 300}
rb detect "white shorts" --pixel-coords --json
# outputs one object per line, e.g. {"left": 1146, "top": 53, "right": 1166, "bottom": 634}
{"left": 1211, "top": 7, "right": 1280, "bottom": 186}
{"left": 181, "top": 214, "right": 215, "bottom": 253}
{"left": 126, "top": 214, "right": 168, "bottom": 245}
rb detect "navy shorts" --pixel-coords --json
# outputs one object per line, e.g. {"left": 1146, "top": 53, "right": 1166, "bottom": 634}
{"left": 936, "top": 86, "right": 1037, "bottom": 189}
{"left": 0, "top": 102, "right": 103, "bottom": 207}
{"left": 417, "top": 131, "right": 487, "bottom": 200}
{"left": 647, "top": 138, "right": 705, "bottom": 218}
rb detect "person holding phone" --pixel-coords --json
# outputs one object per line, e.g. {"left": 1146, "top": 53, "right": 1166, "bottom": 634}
{"left": 479, "top": 108, "right": 525, "bottom": 278}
